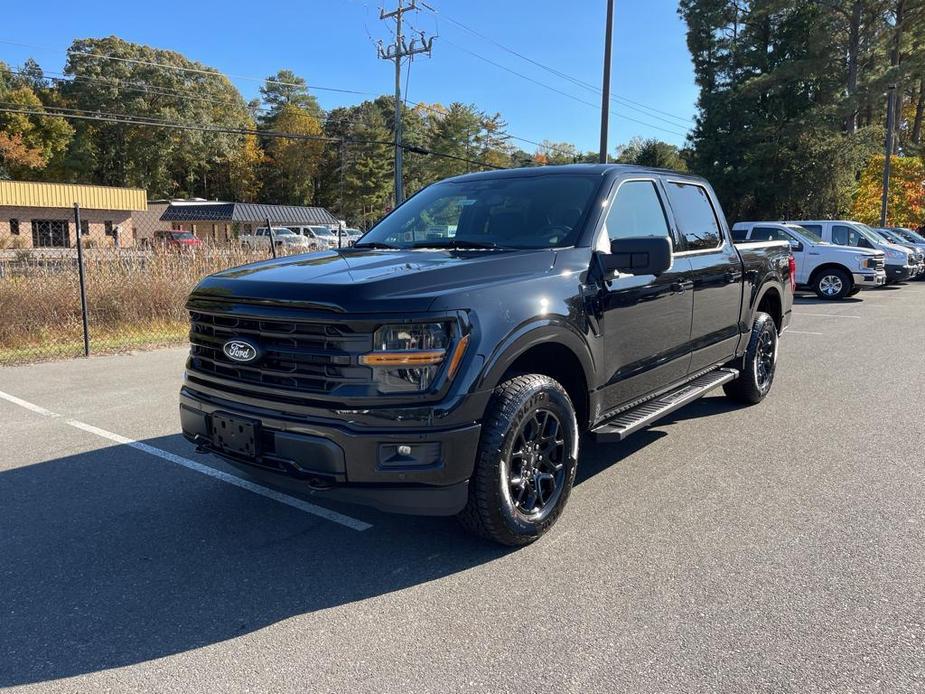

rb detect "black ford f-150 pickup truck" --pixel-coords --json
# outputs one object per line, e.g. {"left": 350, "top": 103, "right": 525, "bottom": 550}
{"left": 180, "top": 164, "right": 793, "bottom": 545}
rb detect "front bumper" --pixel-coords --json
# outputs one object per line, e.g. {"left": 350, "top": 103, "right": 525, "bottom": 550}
{"left": 852, "top": 270, "right": 886, "bottom": 288}
{"left": 179, "top": 387, "right": 481, "bottom": 516}
{"left": 885, "top": 264, "right": 914, "bottom": 283}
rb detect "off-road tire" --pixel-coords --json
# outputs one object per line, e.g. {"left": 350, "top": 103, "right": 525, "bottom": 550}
{"left": 813, "top": 268, "right": 851, "bottom": 300}
{"left": 457, "top": 374, "right": 579, "bottom": 546}
{"left": 723, "top": 312, "right": 778, "bottom": 405}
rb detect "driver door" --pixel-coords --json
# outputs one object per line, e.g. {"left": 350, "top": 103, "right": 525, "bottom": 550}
{"left": 597, "top": 178, "right": 694, "bottom": 413}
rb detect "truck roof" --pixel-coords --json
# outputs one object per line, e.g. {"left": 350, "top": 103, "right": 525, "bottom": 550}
{"left": 443, "top": 163, "right": 707, "bottom": 185}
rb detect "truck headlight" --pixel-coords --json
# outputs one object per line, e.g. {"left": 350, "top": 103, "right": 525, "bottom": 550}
{"left": 359, "top": 323, "right": 468, "bottom": 393}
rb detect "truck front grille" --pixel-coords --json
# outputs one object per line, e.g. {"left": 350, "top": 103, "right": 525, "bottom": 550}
{"left": 187, "top": 309, "right": 374, "bottom": 399}
{"left": 868, "top": 257, "right": 885, "bottom": 270}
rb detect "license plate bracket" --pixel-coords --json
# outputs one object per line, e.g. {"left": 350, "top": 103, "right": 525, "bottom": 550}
{"left": 210, "top": 412, "right": 259, "bottom": 458}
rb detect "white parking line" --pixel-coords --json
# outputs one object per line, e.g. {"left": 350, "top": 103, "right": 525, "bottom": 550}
{"left": 0, "top": 389, "right": 372, "bottom": 532}
{"left": 792, "top": 312, "right": 862, "bottom": 319}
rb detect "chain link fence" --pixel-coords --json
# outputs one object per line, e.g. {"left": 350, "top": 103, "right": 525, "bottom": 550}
{"left": 0, "top": 203, "right": 337, "bottom": 366}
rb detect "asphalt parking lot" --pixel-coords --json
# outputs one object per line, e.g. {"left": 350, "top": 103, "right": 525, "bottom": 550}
{"left": 1, "top": 284, "right": 924, "bottom": 693}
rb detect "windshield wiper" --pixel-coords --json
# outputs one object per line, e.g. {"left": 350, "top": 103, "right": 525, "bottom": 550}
{"left": 354, "top": 241, "right": 399, "bottom": 249}
{"left": 410, "top": 239, "right": 501, "bottom": 250}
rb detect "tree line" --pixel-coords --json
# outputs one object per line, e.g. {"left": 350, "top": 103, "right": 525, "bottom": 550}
{"left": 679, "top": 0, "right": 925, "bottom": 226}
{"left": 2, "top": 11, "right": 923, "bottom": 230}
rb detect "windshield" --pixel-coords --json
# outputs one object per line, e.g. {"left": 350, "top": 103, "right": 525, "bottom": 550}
{"left": 855, "top": 223, "right": 891, "bottom": 245}
{"left": 272, "top": 228, "right": 296, "bottom": 236}
{"left": 357, "top": 174, "right": 603, "bottom": 250}
{"left": 170, "top": 232, "right": 195, "bottom": 240}
{"left": 313, "top": 227, "right": 336, "bottom": 237}
{"left": 894, "top": 228, "right": 925, "bottom": 243}
{"left": 785, "top": 224, "right": 823, "bottom": 244}
{"left": 873, "top": 228, "right": 903, "bottom": 243}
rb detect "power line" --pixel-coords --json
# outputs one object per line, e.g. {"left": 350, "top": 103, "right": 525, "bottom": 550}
{"left": 418, "top": 1, "right": 694, "bottom": 127}
{"left": 0, "top": 39, "right": 377, "bottom": 97}
{"left": 6, "top": 62, "right": 577, "bottom": 162}
{"left": 0, "top": 104, "right": 506, "bottom": 170}
{"left": 437, "top": 37, "right": 688, "bottom": 138}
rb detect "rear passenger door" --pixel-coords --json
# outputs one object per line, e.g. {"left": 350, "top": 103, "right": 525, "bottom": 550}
{"left": 664, "top": 180, "right": 743, "bottom": 373}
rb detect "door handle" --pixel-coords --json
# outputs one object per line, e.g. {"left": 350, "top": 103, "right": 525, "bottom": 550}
{"left": 723, "top": 271, "right": 743, "bottom": 283}
{"left": 670, "top": 280, "right": 694, "bottom": 293}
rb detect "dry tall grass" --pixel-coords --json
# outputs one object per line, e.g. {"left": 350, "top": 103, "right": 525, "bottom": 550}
{"left": 0, "top": 245, "right": 294, "bottom": 364}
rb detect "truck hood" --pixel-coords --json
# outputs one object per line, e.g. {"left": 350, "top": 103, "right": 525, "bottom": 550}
{"left": 817, "top": 243, "right": 882, "bottom": 256}
{"left": 190, "top": 247, "right": 557, "bottom": 313}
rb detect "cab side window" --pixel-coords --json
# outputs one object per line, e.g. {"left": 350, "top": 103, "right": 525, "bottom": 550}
{"left": 832, "top": 224, "right": 862, "bottom": 246}
{"left": 665, "top": 182, "right": 723, "bottom": 251}
{"left": 751, "top": 226, "right": 791, "bottom": 242}
{"left": 731, "top": 228, "right": 750, "bottom": 241}
{"left": 602, "top": 180, "right": 671, "bottom": 243}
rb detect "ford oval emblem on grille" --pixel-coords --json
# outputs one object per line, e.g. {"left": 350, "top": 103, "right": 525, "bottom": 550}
{"left": 223, "top": 339, "right": 260, "bottom": 363}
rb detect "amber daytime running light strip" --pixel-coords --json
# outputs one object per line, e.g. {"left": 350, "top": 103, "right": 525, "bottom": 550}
{"left": 359, "top": 335, "right": 470, "bottom": 377}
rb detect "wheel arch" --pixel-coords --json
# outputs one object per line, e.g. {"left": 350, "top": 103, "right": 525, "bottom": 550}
{"left": 478, "top": 324, "right": 594, "bottom": 430}
{"left": 754, "top": 284, "right": 783, "bottom": 333}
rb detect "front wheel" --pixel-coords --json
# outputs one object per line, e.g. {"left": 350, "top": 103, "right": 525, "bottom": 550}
{"left": 813, "top": 268, "right": 851, "bottom": 300}
{"left": 723, "top": 312, "right": 779, "bottom": 404}
{"left": 457, "top": 374, "right": 579, "bottom": 546}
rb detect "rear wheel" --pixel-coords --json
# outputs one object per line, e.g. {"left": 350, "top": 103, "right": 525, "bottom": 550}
{"left": 813, "top": 268, "right": 851, "bottom": 300}
{"left": 457, "top": 374, "right": 579, "bottom": 546}
{"left": 724, "top": 312, "right": 778, "bottom": 404}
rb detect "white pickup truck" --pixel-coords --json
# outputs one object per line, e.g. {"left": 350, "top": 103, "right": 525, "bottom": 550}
{"left": 732, "top": 221, "right": 885, "bottom": 300}
{"left": 239, "top": 227, "right": 313, "bottom": 251}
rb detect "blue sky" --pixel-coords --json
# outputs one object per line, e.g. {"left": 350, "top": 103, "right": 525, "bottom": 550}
{"left": 0, "top": 0, "right": 698, "bottom": 155}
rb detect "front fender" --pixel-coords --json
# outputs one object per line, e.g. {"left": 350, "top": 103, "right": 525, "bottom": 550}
{"left": 475, "top": 317, "right": 596, "bottom": 394}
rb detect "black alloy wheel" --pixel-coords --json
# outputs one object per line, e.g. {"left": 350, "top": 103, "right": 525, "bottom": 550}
{"left": 506, "top": 408, "right": 567, "bottom": 520}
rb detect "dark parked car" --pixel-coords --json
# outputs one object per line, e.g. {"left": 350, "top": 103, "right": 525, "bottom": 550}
{"left": 180, "top": 165, "right": 793, "bottom": 545}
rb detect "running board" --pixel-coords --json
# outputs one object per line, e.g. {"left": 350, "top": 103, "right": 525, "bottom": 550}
{"left": 590, "top": 368, "right": 739, "bottom": 443}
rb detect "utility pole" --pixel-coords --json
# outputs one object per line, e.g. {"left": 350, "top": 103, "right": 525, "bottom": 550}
{"left": 880, "top": 84, "right": 897, "bottom": 227}
{"left": 378, "top": 0, "right": 433, "bottom": 206}
{"left": 598, "top": 0, "right": 615, "bottom": 164}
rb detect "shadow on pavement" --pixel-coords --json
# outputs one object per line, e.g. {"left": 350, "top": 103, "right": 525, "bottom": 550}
{"left": 0, "top": 394, "right": 739, "bottom": 687}
{"left": 793, "top": 293, "right": 863, "bottom": 305}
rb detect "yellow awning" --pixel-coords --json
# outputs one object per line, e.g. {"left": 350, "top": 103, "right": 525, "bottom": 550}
{"left": 0, "top": 181, "right": 147, "bottom": 211}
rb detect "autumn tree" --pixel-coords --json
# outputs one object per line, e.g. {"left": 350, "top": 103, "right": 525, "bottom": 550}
{"left": 851, "top": 154, "right": 925, "bottom": 225}
{"left": 0, "top": 62, "right": 73, "bottom": 179}
{"left": 262, "top": 105, "right": 325, "bottom": 205}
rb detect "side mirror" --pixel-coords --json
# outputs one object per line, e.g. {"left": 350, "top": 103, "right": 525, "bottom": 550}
{"left": 789, "top": 240, "right": 804, "bottom": 252}
{"left": 597, "top": 236, "right": 672, "bottom": 276}
{"left": 858, "top": 238, "right": 872, "bottom": 249}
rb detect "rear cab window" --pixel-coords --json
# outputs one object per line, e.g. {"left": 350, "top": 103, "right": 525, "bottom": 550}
{"left": 751, "top": 226, "right": 792, "bottom": 242}
{"left": 664, "top": 181, "right": 724, "bottom": 252}
{"left": 731, "top": 228, "right": 750, "bottom": 242}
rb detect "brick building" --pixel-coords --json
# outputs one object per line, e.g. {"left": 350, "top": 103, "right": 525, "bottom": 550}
{"left": 0, "top": 181, "right": 147, "bottom": 249}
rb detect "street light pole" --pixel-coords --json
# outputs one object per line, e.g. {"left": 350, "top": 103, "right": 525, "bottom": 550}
{"left": 598, "top": 0, "right": 615, "bottom": 164}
